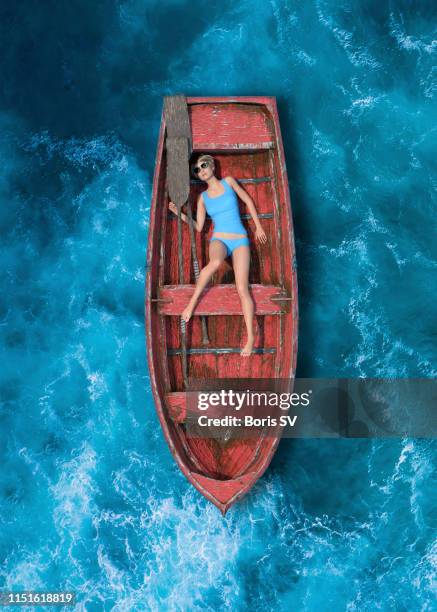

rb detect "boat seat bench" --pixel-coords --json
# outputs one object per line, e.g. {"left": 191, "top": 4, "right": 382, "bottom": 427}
{"left": 155, "top": 284, "right": 291, "bottom": 316}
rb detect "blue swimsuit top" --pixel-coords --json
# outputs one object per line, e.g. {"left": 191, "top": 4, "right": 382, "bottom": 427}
{"left": 202, "top": 179, "right": 247, "bottom": 235}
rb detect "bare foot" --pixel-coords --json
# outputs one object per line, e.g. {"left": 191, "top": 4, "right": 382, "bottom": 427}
{"left": 182, "top": 305, "right": 194, "bottom": 323}
{"left": 241, "top": 336, "right": 254, "bottom": 357}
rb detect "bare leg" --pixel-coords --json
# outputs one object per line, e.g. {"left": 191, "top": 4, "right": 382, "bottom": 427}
{"left": 181, "top": 240, "right": 227, "bottom": 322}
{"left": 232, "top": 245, "right": 254, "bottom": 356}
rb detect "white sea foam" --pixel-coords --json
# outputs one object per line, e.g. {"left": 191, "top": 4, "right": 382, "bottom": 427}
{"left": 385, "top": 242, "right": 408, "bottom": 267}
{"left": 87, "top": 371, "right": 108, "bottom": 402}
{"left": 1, "top": 550, "right": 50, "bottom": 591}
{"left": 316, "top": 2, "right": 381, "bottom": 69}
{"left": 312, "top": 214, "right": 436, "bottom": 376}
{"left": 352, "top": 96, "right": 375, "bottom": 107}
{"left": 389, "top": 13, "right": 436, "bottom": 55}
{"left": 295, "top": 50, "right": 317, "bottom": 66}
{"left": 21, "top": 131, "right": 127, "bottom": 169}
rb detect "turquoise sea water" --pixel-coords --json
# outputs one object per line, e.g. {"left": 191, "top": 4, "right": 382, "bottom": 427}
{"left": 0, "top": 1, "right": 436, "bottom": 609}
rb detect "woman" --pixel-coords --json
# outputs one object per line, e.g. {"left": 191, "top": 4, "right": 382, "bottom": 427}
{"left": 168, "top": 154, "right": 267, "bottom": 356}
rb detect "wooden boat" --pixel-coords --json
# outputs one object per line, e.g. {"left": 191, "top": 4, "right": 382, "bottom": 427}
{"left": 145, "top": 96, "right": 298, "bottom": 514}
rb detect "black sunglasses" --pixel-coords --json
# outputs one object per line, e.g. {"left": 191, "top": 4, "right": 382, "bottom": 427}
{"left": 192, "top": 161, "right": 210, "bottom": 175}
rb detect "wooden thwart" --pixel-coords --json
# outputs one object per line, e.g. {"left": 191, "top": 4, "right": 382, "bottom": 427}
{"left": 157, "top": 284, "right": 291, "bottom": 315}
{"left": 168, "top": 347, "right": 276, "bottom": 355}
{"left": 191, "top": 176, "right": 272, "bottom": 185}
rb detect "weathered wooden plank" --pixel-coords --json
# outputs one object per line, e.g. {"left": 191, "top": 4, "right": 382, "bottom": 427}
{"left": 168, "top": 347, "right": 276, "bottom": 355}
{"left": 187, "top": 96, "right": 275, "bottom": 105}
{"left": 166, "top": 392, "right": 187, "bottom": 423}
{"left": 191, "top": 177, "right": 271, "bottom": 185}
{"left": 156, "top": 284, "right": 291, "bottom": 316}
{"left": 193, "top": 142, "right": 274, "bottom": 151}
{"left": 167, "top": 212, "right": 274, "bottom": 220}
{"left": 189, "top": 103, "right": 274, "bottom": 148}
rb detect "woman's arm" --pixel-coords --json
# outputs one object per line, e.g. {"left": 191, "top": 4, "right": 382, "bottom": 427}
{"left": 168, "top": 194, "right": 206, "bottom": 233}
{"left": 225, "top": 176, "right": 267, "bottom": 243}
{"left": 194, "top": 195, "right": 206, "bottom": 232}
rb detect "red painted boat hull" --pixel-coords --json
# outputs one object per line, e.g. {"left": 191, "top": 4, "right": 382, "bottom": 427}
{"left": 145, "top": 96, "right": 298, "bottom": 513}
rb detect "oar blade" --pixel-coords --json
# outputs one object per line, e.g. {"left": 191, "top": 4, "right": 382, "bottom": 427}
{"left": 164, "top": 94, "right": 192, "bottom": 146}
{"left": 166, "top": 136, "right": 190, "bottom": 207}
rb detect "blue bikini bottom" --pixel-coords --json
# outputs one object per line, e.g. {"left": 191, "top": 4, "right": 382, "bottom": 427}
{"left": 210, "top": 235, "right": 250, "bottom": 257}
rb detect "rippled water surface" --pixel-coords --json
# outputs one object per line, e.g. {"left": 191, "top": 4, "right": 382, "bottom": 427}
{"left": 0, "top": 1, "right": 435, "bottom": 609}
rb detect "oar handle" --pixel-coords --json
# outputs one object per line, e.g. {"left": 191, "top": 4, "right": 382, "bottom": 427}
{"left": 175, "top": 203, "right": 188, "bottom": 386}
{"left": 186, "top": 200, "right": 209, "bottom": 345}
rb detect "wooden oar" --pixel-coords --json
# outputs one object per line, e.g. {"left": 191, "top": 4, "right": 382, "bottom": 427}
{"left": 165, "top": 135, "right": 189, "bottom": 387}
{"left": 185, "top": 198, "right": 209, "bottom": 345}
{"left": 164, "top": 96, "right": 209, "bottom": 348}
